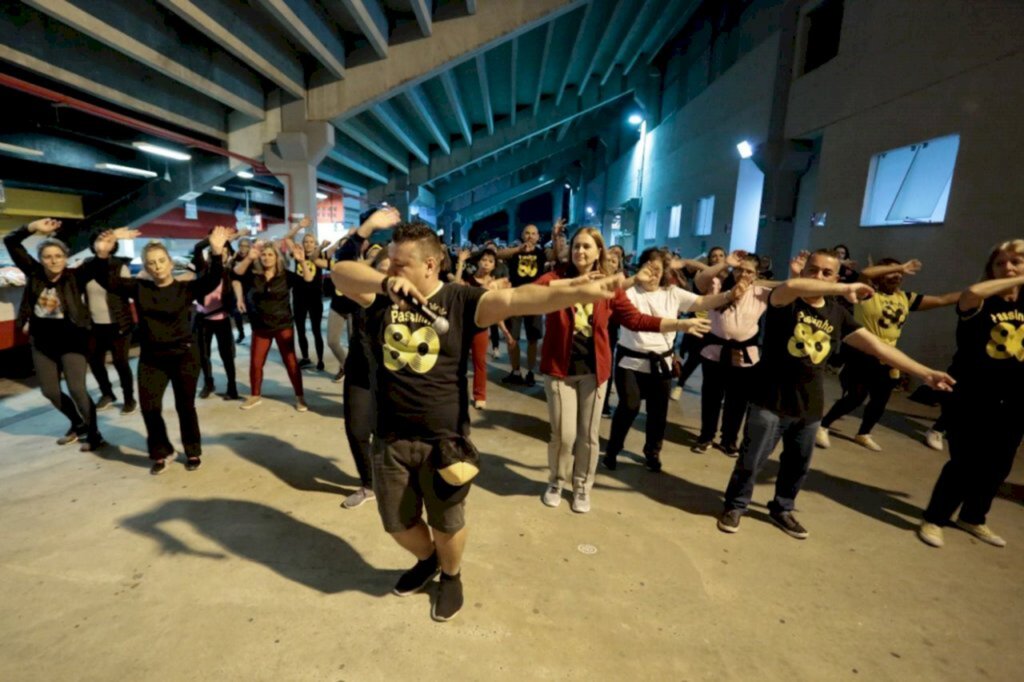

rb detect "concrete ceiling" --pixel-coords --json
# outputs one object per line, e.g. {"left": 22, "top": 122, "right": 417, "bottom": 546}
{"left": 0, "top": 0, "right": 703, "bottom": 229}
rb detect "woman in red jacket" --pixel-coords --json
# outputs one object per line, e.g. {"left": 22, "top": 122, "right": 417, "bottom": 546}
{"left": 536, "top": 227, "right": 710, "bottom": 513}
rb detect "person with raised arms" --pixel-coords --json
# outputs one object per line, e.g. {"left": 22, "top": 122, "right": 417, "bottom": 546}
{"left": 716, "top": 249, "right": 954, "bottom": 540}
{"left": 331, "top": 221, "right": 624, "bottom": 623}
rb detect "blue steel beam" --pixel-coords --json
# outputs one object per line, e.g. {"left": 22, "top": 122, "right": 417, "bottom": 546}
{"left": 440, "top": 70, "right": 473, "bottom": 147}
{"left": 476, "top": 54, "right": 494, "bottom": 135}
{"left": 600, "top": 1, "right": 662, "bottom": 87}
{"left": 577, "top": 0, "right": 631, "bottom": 97}
{"left": 369, "top": 101, "right": 429, "bottom": 164}
{"left": 405, "top": 87, "right": 450, "bottom": 155}
{"left": 327, "top": 139, "right": 390, "bottom": 185}
{"left": 642, "top": 0, "right": 703, "bottom": 69}
{"left": 318, "top": 159, "right": 371, "bottom": 193}
{"left": 408, "top": 0, "right": 432, "bottom": 36}
{"left": 625, "top": 0, "right": 701, "bottom": 75}
{"left": 509, "top": 37, "right": 519, "bottom": 126}
{"left": 337, "top": 118, "right": 410, "bottom": 174}
{"left": 533, "top": 20, "right": 555, "bottom": 117}
{"left": 554, "top": 1, "right": 593, "bottom": 107}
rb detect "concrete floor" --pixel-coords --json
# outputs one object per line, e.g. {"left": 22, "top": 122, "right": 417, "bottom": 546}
{"left": 1, "top": 340, "right": 1022, "bottom": 682}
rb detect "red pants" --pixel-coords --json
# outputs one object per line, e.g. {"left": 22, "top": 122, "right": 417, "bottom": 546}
{"left": 250, "top": 327, "right": 304, "bottom": 397}
{"left": 471, "top": 330, "right": 489, "bottom": 401}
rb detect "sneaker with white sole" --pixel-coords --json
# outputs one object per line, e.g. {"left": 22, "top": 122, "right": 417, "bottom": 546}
{"left": 955, "top": 519, "right": 1006, "bottom": 547}
{"left": 917, "top": 522, "right": 944, "bottom": 547}
{"left": 295, "top": 397, "right": 309, "bottom": 412}
{"left": 670, "top": 386, "right": 683, "bottom": 401}
{"left": 342, "top": 487, "right": 375, "bottom": 509}
{"left": 541, "top": 485, "right": 562, "bottom": 508}
{"left": 815, "top": 427, "right": 831, "bottom": 449}
{"left": 854, "top": 434, "right": 882, "bottom": 451}
{"left": 769, "top": 510, "right": 809, "bottom": 539}
{"left": 571, "top": 491, "right": 591, "bottom": 513}
{"left": 240, "top": 396, "right": 263, "bottom": 410}
{"left": 923, "top": 429, "right": 944, "bottom": 451}
{"left": 717, "top": 509, "right": 742, "bottom": 533}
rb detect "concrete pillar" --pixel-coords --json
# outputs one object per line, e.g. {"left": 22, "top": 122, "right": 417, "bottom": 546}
{"left": 263, "top": 100, "right": 334, "bottom": 240}
{"left": 506, "top": 202, "right": 519, "bottom": 243}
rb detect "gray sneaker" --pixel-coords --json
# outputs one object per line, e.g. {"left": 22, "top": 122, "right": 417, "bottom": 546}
{"left": 571, "top": 492, "right": 591, "bottom": 514}
{"left": 342, "top": 487, "right": 376, "bottom": 509}
{"left": 770, "top": 510, "right": 809, "bottom": 539}
{"left": 541, "top": 485, "right": 562, "bottom": 508}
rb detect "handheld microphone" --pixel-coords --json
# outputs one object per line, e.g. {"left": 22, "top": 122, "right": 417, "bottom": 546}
{"left": 392, "top": 288, "right": 450, "bottom": 335}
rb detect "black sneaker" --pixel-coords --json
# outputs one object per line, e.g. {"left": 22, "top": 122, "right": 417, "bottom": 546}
{"left": 600, "top": 454, "right": 617, "bottom": 471}
{"left": 298, "top": 358, "right": 312, "bottom": 368}
{"left": 185, "top": 457, "right": 202, "bottom": 471}
{"left": 500, "top": 372, "right": 524, "bottom": 386}
{"left": 222, "top": 391, "right": 241, "bottom": 401}
{"left": 199, "top": 385, "right": 214, "bottom": 399}
{"left": 120, "top": 399, "right": 137, "bottom": 415}
{"left": 80, "top": 438, "right": 107, "bottom": 452}
{"left": 718, "top": 509, "right": 742, "bottom": 533}
{"left": 316, "top": 360, "right": 325, "bottom": 371}
{"left": 431, "top": 572, "right": 464, "bottom": 622}
{"left": 95, "top": 395, "right": 116, "bottom": 411}
{"left": 150, "top": 456, "right": 173, "bottom": 475}
{"left": 645, "top": 453, "right": 662, "bottom": 473}
{"left": 393, "top": 553, "right": 439, "bottom": 596}
{"left": 601, "top": 407, "right": 612, "bottom": 420}
{"left": 769, "top": 510, "right": 809, "bottom": 539}
{"left": 719, "top": 442, "right": 739, "bottom": 457}
{"left": 56, "top": 431, "right": 79, "bottom": 446}
{"left": 691, "top": 441, "right": 712, "bottom": 454}
{"left": 523, "top": 371, "right": 536, "bottom": 387}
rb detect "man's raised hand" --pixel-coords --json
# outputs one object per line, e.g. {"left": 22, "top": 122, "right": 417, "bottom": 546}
{"left": 28, "top": 218, "right": 62, "bottom": 235}
{"left": 363, "top": 207, "right": 401, "bottom": 231}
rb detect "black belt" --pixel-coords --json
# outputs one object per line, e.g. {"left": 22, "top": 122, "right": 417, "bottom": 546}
{"left": 616, "top": 345, "right": 674, "bottom": 378}
{"left": 703, "top": 333, "right": 759, "bottom": 365}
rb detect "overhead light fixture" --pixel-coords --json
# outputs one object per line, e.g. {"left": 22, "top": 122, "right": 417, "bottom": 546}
{"left": 316, "top": 192, "right": 328, "bottom": 200}
{"left": 586, "top": 206, "right": 595, "bottom": 216}
{"left": 95, "top": 163, "right": 158, "bottom": 178}
{"left": 628, "top": 114, "right": 644, "bottom": 126}
{"left": 211, "top": 185, "right": 227, "bottom": 192}
{"left": 132, "top": 141, "right": 191, "bottom": 161}
{"left": 0, "top": 142, "right": 45, "bottom": 157}
{"left": 236, "top": 170, "right": 254, "bottom": 179}
{"left": 564, "top": 183, "right": 572, "bottom": 190}
{"left": 736, "top": 140, "right": 754, "bottom": 159}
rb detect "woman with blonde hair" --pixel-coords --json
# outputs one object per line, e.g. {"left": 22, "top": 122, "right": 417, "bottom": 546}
{"left": 536, "top": 227, "right": 710, "bottom": 513}
{"left": 919, "top": 239, "right": 1024, "bottom": 548}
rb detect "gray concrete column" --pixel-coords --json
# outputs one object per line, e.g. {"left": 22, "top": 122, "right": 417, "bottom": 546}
{"left": 506, "top": 203, "right": 519, "bottom": 243}
{"left": 263, "top": 100, "right": 334, "bottom": 240}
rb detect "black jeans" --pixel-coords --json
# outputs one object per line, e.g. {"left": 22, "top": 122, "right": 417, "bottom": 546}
{"left": 86, "top": 323, "right": 134, "bottom": 402}
{"left": 293, "top": 294, "right": 324, "bottom": 362}
{"left": 677, "top": 333, "right": 705, "bottom": 386}
{"left": 605, "top": 365, "right": 672, "bottom": 459}
{"left": 138, "top": 347, "right": 201, "bottom": 460}
{"left": 821, "top": 350, "right": 896, "bottom": 435}
{"left": 698, "top": 359, "right": 753, "bottom": 447}
{"left": 343, "top": 373, "right": 375, "bottom": 487}
{"left": 923, "top": 397, "right": 1023, "bottom": 526}
{"left": 32, "top": 345, "right": 99, "bottom": 443}
{"left": 196, "top": 317, "right": 237, "bottom": 395}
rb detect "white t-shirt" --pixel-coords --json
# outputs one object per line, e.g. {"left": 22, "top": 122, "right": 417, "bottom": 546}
{"left": 617, "top": 285, "right": 698, "bottom": 373}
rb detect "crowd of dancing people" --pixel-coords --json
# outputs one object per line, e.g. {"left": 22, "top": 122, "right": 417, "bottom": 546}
{"left": 5, "top": 211, "right": 1023, "bottom": 622}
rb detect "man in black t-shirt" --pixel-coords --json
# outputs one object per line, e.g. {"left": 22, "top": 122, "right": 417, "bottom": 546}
{"left": 332, "top": 220, "right": 625, "bottom": 622}
{"left": 717, "top": 250, "right": 954, "bottom": 540}
{"left": 496, "top": 221, "right": 557, "bottom": 386}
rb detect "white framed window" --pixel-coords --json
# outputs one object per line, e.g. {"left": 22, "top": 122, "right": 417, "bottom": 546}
{"left": 642, "top": 209, "right": 658, "bottom": 241}
{"left": 668, "top": 204, "right": 683, "bottom": 238}
{"left": 860, "top": 134, "right": 959, "bottom": 226}
{"left": 693, "top": 195, "right": 714, "bottom": 236}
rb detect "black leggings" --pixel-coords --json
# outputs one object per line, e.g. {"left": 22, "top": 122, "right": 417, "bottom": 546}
{"left": 924, "top": 397, "right": 1023, "bottom": 526}
{"left": 343, "top": 373, "right": 375, "bottom": 487}
{"left": 698, "top": 359, "right": 753, "bottom": 447}
{"left": 821, "top": 351, "right": 896, "bottom": 435}
{"left": 196, "top": 317, "right": 237, "bottom": 394}
{"left": 293, "top": 294, "right": 324, "bottom": 362}
{"left": 138, "top": 348, "right": 201, "bottom": 460}
{"left": 86, "top": 323, "right": 134, "bottom": 402}
{"left": 606, "top": 365, "right": 672, "bottom": 458}
{"left": 32, "top": 345, "right": 99, "bottom": 443}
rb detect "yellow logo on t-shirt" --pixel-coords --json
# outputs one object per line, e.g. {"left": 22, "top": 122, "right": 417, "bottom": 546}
{"left": 517, "top": 255, "right": 538, "bottom": 278}
{"left": 574, "top": 303, "right": 594, "bottom": 338}
{"left": 787, "top": 322, "right": 831, "bottom": 364}
{"left": 383, "top": 323, "right": 440, "bottom": 373}
{"left": 986, "top": 322, "right": 1024, "bottom": 361}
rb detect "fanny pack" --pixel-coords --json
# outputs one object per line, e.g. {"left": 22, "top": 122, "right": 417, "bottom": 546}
{"left": 434, "top": 436, "right": 481, "bottom": 486}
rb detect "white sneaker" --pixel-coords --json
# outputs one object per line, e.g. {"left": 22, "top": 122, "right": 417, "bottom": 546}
{"left": 473, "top": 400, "right": 486, "bottom": 410}
{"left": 924, "top": 429, "right": 944, "bottom": 451}
{"left": 295, "top": 397, "right": 309, "bottom": 412}
{"left": 853, "top": 434, "right": 882, "bottom": 451}
{"left": 917, "top": 522, "right": 944, "bottom": 548}
{"left": 670, "top": 386, "right": 683, "bottom": 401}
{"left": 342, "top": 487, "right": 375, "bottom": 510}
{"left": 955, "top": 519, "right": 1006, "bottom": 547}
{"left": 541, "top": 485, "right": 562, "bottom": 508}
{"left": 571, "top": 491, "right": 591, "bottom": 514}
{"left": 815, "top": 427, "right": 831, "bottom": 448}
{"left": 240, "top": 396, "right": 263, "bottom": 410}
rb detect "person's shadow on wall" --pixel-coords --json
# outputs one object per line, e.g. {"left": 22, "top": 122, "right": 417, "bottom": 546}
{"left": 121, "top": 498, "right": 391, "bottom": 595}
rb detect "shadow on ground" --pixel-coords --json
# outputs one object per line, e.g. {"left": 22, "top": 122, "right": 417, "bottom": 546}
{"left": 216, "top": 431, "right": 361, "bottom": 495}
{"left": 120, "top": 498, "right": 392, "bottom": 595}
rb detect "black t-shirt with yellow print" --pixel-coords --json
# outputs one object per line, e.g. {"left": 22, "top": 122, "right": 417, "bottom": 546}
{"left": 568, "top": 302, "right": 597, "bottom": 376}
{"left": 754, "top": 296, "right": 861, "bottom": 420}
{"left": 949, "top": 295, "right": 1024, "bottom": 403}
{"left": 507, "top": 247, "right": 548, "bottom": 287}
{"left": 365, "top": 283, "right": 486, "bottom": 440}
